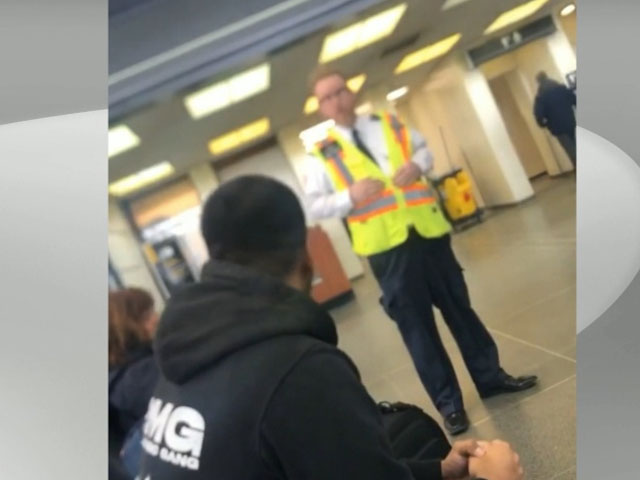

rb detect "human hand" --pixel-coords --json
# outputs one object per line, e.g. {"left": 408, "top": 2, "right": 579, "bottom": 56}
{"left": 468, "top": 440, "right": 524, "bottom": 480}
{"left": 441, "top": 439, "right": 486, "bottom": 480}
{"left": 348, "top": 178, "right": 385, "bottom": 205}
{"left": 392, "top": 162, "right": 422, "bottom": 188}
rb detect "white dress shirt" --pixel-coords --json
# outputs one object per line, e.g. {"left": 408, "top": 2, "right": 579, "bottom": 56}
{"left": 303, "top": 114, "right": 435, "bottom": 221}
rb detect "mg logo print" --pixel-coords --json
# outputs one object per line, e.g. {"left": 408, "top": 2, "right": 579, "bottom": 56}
{"left": 142, "top": 397, "right": 206, "bottom": 471}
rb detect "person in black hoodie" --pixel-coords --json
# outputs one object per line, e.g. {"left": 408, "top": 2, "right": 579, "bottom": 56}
{"left": 109, "top": 287, "right": 160, "bottom": 477}
{"left": 137, "top": 175, "right": 524, "bottom": 480}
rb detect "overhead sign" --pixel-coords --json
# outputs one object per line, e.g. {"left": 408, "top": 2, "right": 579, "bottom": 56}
{"left": 467, "top": 16, "right": 557, "bottom": 67}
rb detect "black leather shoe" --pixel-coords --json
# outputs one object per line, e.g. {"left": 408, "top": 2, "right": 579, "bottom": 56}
{"left": 444, "top": 410, "right": 470, "bottom": 435}
{"left": 479, "top": 374, "right": 538, "bottom": 399}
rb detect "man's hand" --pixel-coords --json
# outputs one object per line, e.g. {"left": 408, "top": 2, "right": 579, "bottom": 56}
{"left": 441, "top": 440, "right": 486, "bottom": 480}
{"left": 348, "top": 178, "right": 385, "bottom": 205}
{"left": 392, "top": 162, "right": 422, "bottom": 188}
{"left": 469, "top": 440, "right": 524, "bottom": 480}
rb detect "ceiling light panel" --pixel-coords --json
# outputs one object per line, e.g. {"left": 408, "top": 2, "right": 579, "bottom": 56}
{"left": 346, "top": 74, "right": 367, "bottom": 92}
{"left": 560, "top": 3, "right": 575, "bottom": 16}
{"left": 355, "top": 102, "right": 373, "bottom": 115}
{"left": 108, "top": 125, "right": 141, "bottom": 158}
{"left": 442, "top": 0, "right": 474, "bottom": 10}
{"left": 304, "top": 97, "right": 319, "bottom": 114}
{"left": 394, "top": 33, "right": 462, "bottom": 74}
{"left": 387, "top": 86, "right": 409, "bottom": 101}
{"left": 109, "top": 162, "right": 175, "bottom": 196}
{"left": 184, "top": 63, "right": 271, "bottom": 120}
{"left": 484, "top": 0, "right": 549, "bottom": 34}
{"left": 319, "top": 3, "right": 407, "bottom": 63}
{"left": 208, "top": 117, "right": 271, "bottom": 156}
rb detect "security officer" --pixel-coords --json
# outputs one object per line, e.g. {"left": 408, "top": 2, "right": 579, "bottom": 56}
{"left": 303, "top": 68, "right": 537, "bottom": 435}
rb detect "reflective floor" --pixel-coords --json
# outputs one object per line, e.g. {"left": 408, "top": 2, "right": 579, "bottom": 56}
{"left": 332, "top": 174, "right": 576, "bottom": 480}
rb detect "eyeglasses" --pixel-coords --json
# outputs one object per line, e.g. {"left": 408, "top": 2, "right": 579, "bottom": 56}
{"left": 318, "top": 86, "right": 350, "bottom": 105}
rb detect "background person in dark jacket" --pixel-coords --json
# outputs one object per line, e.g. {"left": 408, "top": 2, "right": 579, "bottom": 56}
{"left": 534, "top": 71, "right": 577, "bottom": 165}
{"left": 136, "top": 175, "right": 524, "bottom": 480}
{"left": 108, "top": 288, "right": 160, "bottom": 478}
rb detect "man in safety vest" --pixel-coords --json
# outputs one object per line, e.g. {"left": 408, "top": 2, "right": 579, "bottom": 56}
{"left": 303, "top": 68, "right": 537, "bottom": 435}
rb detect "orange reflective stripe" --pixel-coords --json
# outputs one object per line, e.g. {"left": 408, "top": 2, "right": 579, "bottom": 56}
{"left": 402, "top": 182, "right": 437, "bottom": 206}
{"left": 318, "top": 137, "right": 354, "bottom": 189}
{"left": 399, "top": 123, "right": 410, "bottom": 162}
{"left": 402, "top": 184, "right": 428, "bottom": 193}
{"left": 406, "top": 197, "right": 436, "bottom": 207}
{"left": 386, "top": 113, "right": 411, "bottom": 162}
{"left": 349, "top": 203, "right": 398, "bottom": 223}
{"left": 349, "top": 192, "right": 398, "bottom": 222}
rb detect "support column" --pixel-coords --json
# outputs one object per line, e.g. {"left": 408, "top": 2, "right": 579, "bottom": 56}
{"left": 404, "top": 53, "right": 534, "bottom": 207}
{"left": 108, "top": 198, "right": 165, "bottom": 308}
{"left": 188, "top": 162, "right": 220, "bottom": 201}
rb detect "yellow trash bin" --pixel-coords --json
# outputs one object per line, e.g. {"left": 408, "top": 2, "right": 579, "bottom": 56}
{"left": 432, "top": 169, "right": 482, "bottom": 230}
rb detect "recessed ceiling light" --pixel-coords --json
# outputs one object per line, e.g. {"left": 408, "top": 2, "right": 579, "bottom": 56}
{"left": 441, "top": 0, "right": 474, "bottom": 10}
{"left": 394, "top": 33, "right": 462, "bottom": 74}
{"left": 560, "top": 3, "right": 575, "bottom": 16}
{"left": 184, "top": 63, "right": 271, "bottom": 120}
{"left": 484, "top": 0, "right": 549, "bottom": 34}
{"left": 108, "top": 125, "right": 141, "bottom": 158}
{"left": 387, "top": 86, "right": 409, "bottom": 101}
{"left": 355, "top": 102, "right": 373, "bottom": 115}
{"left": 303, "top": 74, "right": 367, "bottom": 114}
{"left": 346, "top": 74, "right": 367, "bottom": 92}
{"left": 304, "top": 97, "right": 320, "bottom": 115}
{"left": 208, "top": 117, "right": 271, "bottom": 155}
{"left": 299, "top": 119, "right": 336, "bottom": 150}
{"left": 319, "top": 3, "right": 407, "bottom": 63}
{"left": 108, "top": 162, "right": 175, "bottom": 196}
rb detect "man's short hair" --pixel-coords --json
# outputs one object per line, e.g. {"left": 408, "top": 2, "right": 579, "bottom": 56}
{"left": 307, "top": 65, "right": 347, "bottom": 94}
{"left": 201, "top": 175, "right": 307, "bottom": 278}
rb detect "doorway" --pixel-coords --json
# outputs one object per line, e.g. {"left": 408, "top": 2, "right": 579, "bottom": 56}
{"left": 489, "top": 73, "right": 547, "bottom": 178}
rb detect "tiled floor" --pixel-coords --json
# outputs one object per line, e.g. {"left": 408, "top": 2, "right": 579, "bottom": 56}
{"left": 331, "top": 174, "right": 576, "bottom": 480}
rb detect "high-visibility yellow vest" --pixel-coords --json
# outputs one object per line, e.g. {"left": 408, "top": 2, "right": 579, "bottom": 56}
{"left": 313, "top": 112, "right": 451, "bottom": 256}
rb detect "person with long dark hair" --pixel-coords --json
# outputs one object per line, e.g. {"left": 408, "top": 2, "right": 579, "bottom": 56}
{"left": 108, "top": 287, "right": 160, "bottom": 478}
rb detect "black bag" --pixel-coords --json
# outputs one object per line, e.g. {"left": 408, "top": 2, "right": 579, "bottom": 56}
{"left": 378, "top": 401, "right": 451, "bottom": 462}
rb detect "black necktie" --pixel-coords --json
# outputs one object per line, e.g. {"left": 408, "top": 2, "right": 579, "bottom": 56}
{"left": 352, "top": 128, "right": 379, "bottom": 167}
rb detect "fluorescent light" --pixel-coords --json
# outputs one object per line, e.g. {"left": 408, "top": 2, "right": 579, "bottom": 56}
{"left": 109, "top": 162, "right": 174, "bottom": 196}
{"left": 560, "top": 3, "right": 575, "bottom": 16}
{"left": 184, "top": 63, "right": 270, "bottom": 119}
{"left": 484, "top": 0, "right": 549, "bottom": 34}
{"left": 299, "top": 119, "right": 335, "bottom": 150}
{"left": 387, "top": 86, "right": 409, "bottom": 101}
{"left": 442, "top": 0, "right": 473, "bottom": 10}
{"left": 319, "top": 3, "right": 407, "bottom": 63}
{"left": 208, "top": 117, "right": 270, "bottom": 155}
{"left": 304, "top": 97, "right": 319, "bottom": 114}
{"left": 394, "top": 33, "right": 462, "bottom": 74}
{"left": 303, "top": 74, "right": 367, "bottom": 114}
{"left": 228, "top": 64, "right": 270, "bottom": 102}
{"left": 346, "top": 74, "right": 367, "bottom": 92}
{"left": 355, "top": 102, "right": 373, "bottom": 115}
{"left": 108, "top": 125, "right": 140, "bottom": 158}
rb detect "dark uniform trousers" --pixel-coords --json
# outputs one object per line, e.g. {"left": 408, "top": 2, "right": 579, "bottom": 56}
{"left": 368, "top": 229, "right": 504, "bottom": 417}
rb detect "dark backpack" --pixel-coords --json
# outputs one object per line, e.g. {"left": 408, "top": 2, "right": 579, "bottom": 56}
{"left": 378, "top": 401, "right": 451, "bottom": 462}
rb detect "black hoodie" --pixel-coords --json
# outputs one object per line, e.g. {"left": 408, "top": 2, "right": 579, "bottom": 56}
{"left": 138, "top": 260, "right": 441, "bottom": 480}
